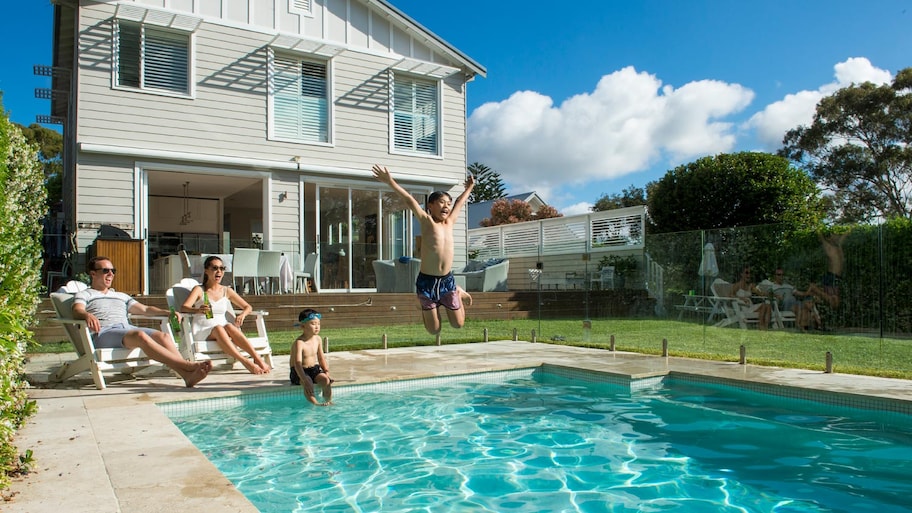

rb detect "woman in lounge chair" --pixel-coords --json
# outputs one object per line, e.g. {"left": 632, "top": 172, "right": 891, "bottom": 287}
{"left": 730, "top": 266, "right": 771, "bottom": 330}
{"left": 180, "top": 256, "right": 271, "bottom": 374}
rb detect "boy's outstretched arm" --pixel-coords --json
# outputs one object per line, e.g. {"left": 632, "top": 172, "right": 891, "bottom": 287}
{"left": 372, "top": 164, "right": 425, "bottom": 217}
{"left": 448, "top": 173, "right": 476, "bottom": 220}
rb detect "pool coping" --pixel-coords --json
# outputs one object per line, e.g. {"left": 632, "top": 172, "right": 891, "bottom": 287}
{"left": 11, "top": 340, "right": 912, "bottom": 512}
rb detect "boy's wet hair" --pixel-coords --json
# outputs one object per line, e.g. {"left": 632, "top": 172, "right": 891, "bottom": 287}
{"left": 426, "top": 191, "right": 451, "bottom": 208}
{"left": 298, "top": 308, "right": 321, "bottom": 323}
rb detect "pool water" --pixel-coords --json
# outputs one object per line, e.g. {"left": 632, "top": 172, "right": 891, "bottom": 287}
{"left": 164, "top": 369, "right": 912, "bottom": 513}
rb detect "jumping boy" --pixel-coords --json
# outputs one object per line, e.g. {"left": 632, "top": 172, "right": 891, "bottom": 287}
{"left": 371, "top": 164, "right": 475, "bottom": 335}
{"left": 290, "top": 308, "right": 333, "bottom": 406}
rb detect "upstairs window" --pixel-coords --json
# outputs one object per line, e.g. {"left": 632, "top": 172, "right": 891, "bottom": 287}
{"left": 392, "top": 73, "right": 439, "bottom": 156}
{"left": 269, "top": 50, "right": 330, "bottom": 144}
{"left": 115, "top": 20, "right": 191, "bottom": 95}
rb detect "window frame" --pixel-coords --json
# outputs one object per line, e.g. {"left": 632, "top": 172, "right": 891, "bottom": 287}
{"left": 112, "top": 19, "right": 194, "bottom": 98}
{"left": 267, "top": 47, "right": 334, "bottom": 146}
{"left": 389, "top": 71, "right": 443, "bottom": 158}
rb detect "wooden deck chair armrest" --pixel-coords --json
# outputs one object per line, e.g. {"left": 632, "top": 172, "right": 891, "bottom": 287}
{"left": 240, "top": 310, "right": 269, "bottom": 317}
{"left": 129, "top": 314, "right": 169, "bottom": 322}
{"left": 129, "top": 314, "right": 170, "bottom": 332}
{"left": 51, "top": 317, "right": 89, "bottom": 329}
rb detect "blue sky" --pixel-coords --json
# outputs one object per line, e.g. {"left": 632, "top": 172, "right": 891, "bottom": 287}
{"left": 2, "top": 1, "right": 909, "bottom": 214}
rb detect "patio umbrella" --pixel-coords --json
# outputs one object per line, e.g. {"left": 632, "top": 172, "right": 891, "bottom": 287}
{"left": 698, "top": 242, "right": 718, "bottom": 292}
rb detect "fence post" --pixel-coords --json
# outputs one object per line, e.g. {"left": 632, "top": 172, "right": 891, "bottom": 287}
{"left": 382, "top": 333, "right": 387, "bottom": 350}
{"left": 512, "top": 328, "right": 518, "bottom": 341}
{"left": 531, "top": 329, "right": 537, "bottom": 343}
{"left": 662, "top": 338, "right": 668, "bottom": 357}
{"left": 436, "top": 333, "right": 441, "bottom": 346}
{"left": 739, "top": 345, "right": 746, "bottom": 365}
{"left": 610, "top": 334, "right": 615, "bottom": 351}
{"left": 323, "top": 336, "right": 329, "bottom": 354}
{"left": 825, "top": 351, "right": 833, "bottom": 373}
{"left": 483, "top": 328, "right": 489, "bottom": 342}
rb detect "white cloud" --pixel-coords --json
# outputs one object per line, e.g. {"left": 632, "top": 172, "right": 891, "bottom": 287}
{"left": 747, "top": 57, "right": 893, "bottom": 149}
{"left": 467, "top": 66, "right": 754, "bottom": 197}
{"left": 560, "top": 202, "right": 593, "bottom": 217}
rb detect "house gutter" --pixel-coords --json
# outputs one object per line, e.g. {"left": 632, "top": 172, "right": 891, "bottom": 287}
{"left": 77, "top": 142, "right": 457, "bottom": 187}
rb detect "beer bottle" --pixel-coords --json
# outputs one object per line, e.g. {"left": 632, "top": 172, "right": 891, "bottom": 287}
{"left": 203, "top": 292, "right": 213, "bottom": 319}
{"left": 169, "top": 306, "right": 181, "bottom": 333}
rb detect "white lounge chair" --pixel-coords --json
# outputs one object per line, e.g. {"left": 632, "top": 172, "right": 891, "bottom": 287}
{"left": 48, "top": 292, "right": 166, "bottom": 390}
{"left": 710, "top": 278, "right": 761, "bottom": 329}
{"left": 165, "top": 280, "right": 274, "bottom": 369}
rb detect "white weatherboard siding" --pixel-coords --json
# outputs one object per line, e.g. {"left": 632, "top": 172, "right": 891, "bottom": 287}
{"left": 62, "top": 0, "right": 481, "bottom": 288}
{"left": 76, "top": 2, "right": 468, "bottom": 177}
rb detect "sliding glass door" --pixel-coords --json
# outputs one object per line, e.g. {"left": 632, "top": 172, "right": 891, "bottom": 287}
{"left": 317, "top": 185, "right": 421, "bottom": 291}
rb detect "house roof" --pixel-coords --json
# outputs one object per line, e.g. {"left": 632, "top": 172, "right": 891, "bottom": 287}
{"left": 369, "top": 0, "right": 487, "bottom": 78}
{"left": 467, "top": 192, "right": 547, "bottom": 228}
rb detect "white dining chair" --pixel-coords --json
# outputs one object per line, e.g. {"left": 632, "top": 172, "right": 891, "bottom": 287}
{"left": 294, "top": 252, "right": 318, "bottom": 293}
{"left": 231, "top": 248, "right": 259, "bottom": 294}
{"left": 257, "top": 250, "right": 283, "bottom": 294}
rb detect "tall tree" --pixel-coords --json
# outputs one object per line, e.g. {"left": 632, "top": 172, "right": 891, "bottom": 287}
{"left": 647, "top": 152, "right": 824, "bottom": 233}
{"left": 592, "top": 185, "right": 647, "bottom": 211}
{"left": 779, "top": 68, "right": 912, "bottom": 223}
{"left": 467, "top": 162, "right": 506, "bottom": 203}
{"left": 16, "top": 123, "right": 62, "bottom": 209}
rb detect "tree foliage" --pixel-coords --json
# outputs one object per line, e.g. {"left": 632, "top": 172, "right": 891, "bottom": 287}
{"left": 592, "top": 185, "right": 647, "bottom": 211}
{"left": 0, "top": 110, "right": 44, "bottom": 488}
{"left": 481, "top": 199, "right": 563, "bottom": 227}
{"left": 647, "top": 152, "right": 825, "bottom": 234}
{"left": 16, "top": 123, "right": 62, "bottom": 209}
{"left": 779, "top": 68, "right": 912, "bottom": 223}
{"left": 535, "top": 204, "right": 563, "bottom": 220}
{"left": 467, "top": 162, "right": 506, "bottom": 203}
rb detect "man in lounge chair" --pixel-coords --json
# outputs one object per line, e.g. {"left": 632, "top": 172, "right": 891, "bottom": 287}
{"left": 72, "top": 256, "right": 211, "bottom": 387}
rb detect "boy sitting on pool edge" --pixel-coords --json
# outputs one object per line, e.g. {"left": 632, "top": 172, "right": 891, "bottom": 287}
{"left": 290, "top": 309, "right": 333, "bottom": 406}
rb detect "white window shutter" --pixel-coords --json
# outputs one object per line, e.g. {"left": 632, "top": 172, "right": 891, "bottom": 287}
{"left": 115, "top": 21, "right": 189, "bottom": 94}
{"left": 392, "top": 74, "right": 438, "bottom": 155}
{"left": 272, "top": 53, "right": 328, "bottom": 142}
{"left": 143, "top": 28, "right": 189, "bottom": 93}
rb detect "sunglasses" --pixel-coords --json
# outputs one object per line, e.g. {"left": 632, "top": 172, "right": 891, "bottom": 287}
{"left": 207, "top": 266, "right": 228, "bottom": 272}
{"left": 94, "top": 268, "right": 117, "bottom": 275}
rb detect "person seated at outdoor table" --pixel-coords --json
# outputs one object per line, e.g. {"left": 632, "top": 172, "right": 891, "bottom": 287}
{"left": 72, "top": 256, "right": 211, "bottom": 387}
{"left": 730, "top": 266, "right": 771, "bottom": 330}
{"left": 180, "top": 255, "right": 272, "bottom": 375}
{"left": 769, "top": 268, "right": 821, "bottom": 331}
{"left": 768, "top": 268, "right": 799, "bottom": 311}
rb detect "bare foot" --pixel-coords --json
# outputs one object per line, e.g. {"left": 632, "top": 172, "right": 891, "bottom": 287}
{"left": 256, "top": 359, "right": 272, "bottom": 373}
{"left": 458, "top": 286, "right": 473, "bottom": 307}
{"left": 242, "top": 359, "right": 267, "bottom": 375}
{"left": 179, "top": 364, "right": 210, "bottom": 388}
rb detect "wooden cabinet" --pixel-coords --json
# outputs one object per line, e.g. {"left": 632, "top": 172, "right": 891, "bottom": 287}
{"left": 93, "top": 239, "right": 145, "bottom": 295}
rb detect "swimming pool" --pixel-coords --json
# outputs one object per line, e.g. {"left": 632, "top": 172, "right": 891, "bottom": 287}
{"left": 162, "top": 367, "right": 912, "bottom": 512}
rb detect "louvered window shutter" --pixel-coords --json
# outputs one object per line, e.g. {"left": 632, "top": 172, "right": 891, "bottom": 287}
{"left": 393, "top": 74, "right": 438, "bottom": 155}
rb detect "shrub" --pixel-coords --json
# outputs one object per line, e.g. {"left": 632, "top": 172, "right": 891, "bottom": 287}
{"left": 0, "top": 108, "right": 46, "bottom": 489}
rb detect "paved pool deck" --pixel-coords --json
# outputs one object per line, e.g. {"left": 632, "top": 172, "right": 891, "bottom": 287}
{"left": 10, "top": 341, "right": 912, "bottom": 512}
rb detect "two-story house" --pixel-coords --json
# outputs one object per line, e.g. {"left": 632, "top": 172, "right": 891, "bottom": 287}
{"left": 48, "top": 0, "right": 484, "bottom": 294}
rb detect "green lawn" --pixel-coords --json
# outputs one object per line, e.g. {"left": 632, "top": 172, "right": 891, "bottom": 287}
{"left": 30, "top": 318, "right": 912, "bottom": 380}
